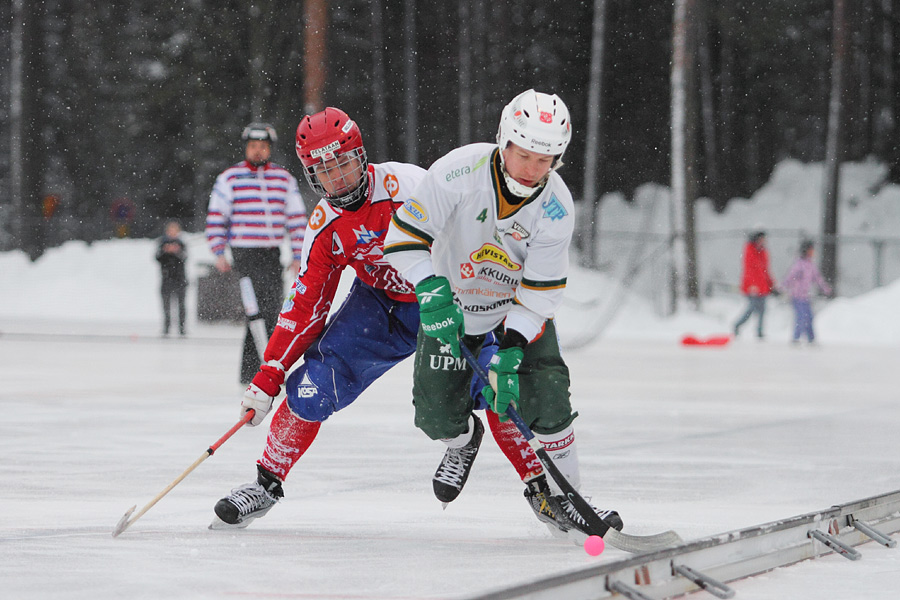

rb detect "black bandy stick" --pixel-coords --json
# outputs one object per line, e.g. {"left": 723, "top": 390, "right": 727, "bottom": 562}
{"left": 459, "top": 342, "right": 682, "bottom": 553}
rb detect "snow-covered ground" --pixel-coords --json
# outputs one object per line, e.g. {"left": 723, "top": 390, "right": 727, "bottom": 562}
{"left": 586, "top": 158, "right": 900, "bottom": 305}
{"left": 2, "top": 161, "right": 900, "bottom": 598}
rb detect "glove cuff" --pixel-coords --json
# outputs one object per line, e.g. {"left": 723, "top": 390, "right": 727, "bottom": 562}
{"left": 489, "top": 346, "right": 524, "bottom": 374}
{"left": 252, "top": 360, "right": 285, "bottom": 397}
{"left": 415, "top": 275, "right": 453, "bottom": 308}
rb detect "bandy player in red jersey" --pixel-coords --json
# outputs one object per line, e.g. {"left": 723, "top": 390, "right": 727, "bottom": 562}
{"left": 210, "top": 108, "right": 546, "bottom": 529}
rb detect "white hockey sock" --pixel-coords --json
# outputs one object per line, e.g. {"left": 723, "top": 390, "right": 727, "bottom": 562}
{"left": 536, "top": 426, "right": 580, "bottom": 495}
{"left": 440, "top": 415, "right": 475, "bottom": 449}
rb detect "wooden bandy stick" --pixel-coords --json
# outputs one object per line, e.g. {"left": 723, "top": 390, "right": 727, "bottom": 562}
{"left": 112, "top": 410, "right": 255, "bottom": 537}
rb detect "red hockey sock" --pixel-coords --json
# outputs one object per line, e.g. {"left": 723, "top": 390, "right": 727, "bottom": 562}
{"left": 258, "top": 401, "right": 322, "bottom": 481}
{"left": 485, "top": 409, "right": 543, "bottom": 483}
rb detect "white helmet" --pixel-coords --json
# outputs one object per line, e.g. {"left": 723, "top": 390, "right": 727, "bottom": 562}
{"left": 242, "top": 122, "right": 278, "bottom": 144}
{"left": 496, "top": 89, "right": 572, "bottom": 196}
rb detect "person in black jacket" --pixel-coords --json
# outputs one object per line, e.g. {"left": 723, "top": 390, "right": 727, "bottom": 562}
{"left": 156, "top": 220, "right": 188, "bottom": 337}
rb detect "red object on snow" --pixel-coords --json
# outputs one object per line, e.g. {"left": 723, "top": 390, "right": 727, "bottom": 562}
{"left": 681, "top": 334, "right": 731, "bottom": 346}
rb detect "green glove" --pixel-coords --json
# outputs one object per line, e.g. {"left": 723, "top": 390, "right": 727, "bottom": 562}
{"left": 485, "top": 346, "right": 524, "bottom": 415}
{"left": 415, "top": 275, "right": 464, "bottom": 357}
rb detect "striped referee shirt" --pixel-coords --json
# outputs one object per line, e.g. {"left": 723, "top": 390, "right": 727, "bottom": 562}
{"left": 206, "top": 160, "right": 308, "bottom": 259}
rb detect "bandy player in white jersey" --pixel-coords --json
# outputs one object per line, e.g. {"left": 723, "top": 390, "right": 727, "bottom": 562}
{"left": 385, "top": 89, "right": 624, "bottom": 538}
{"left": 209, "top": 107, "right": 566, "bottom": 532}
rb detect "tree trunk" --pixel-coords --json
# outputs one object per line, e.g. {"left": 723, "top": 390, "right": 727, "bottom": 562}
{"left": 471, "top": 0, "right": 487, "bottom": 135}
{"left": 822, "top": 0, "right": 847, "bottom": 290}
{"left": 671, "top": 0, "right": 700, "bottom": 305}
{"left": 272, "top": 3, "right": 307, "bottom": 131}
{"left": 303, "top": 0, "right": 328, "bottom": 115}
{"left": 874, "top": 0, "right": 895, "bottom": 158}
{"left": 10, "top": 0, "right": 45, "bottom": 259}
{"left": 850, "top": 0, "right": 871, "bottom": 158}
{"left": 696, "top": 0, "right": 720, "bottom": 204}
{"left": 718, "top": 22, "right": 737, "bottom": 198}
{"left": 458, "top": 0, "right": 472, "bottom": 145}
{"left": 580, "top": 0, "right": 608, "bottom": 269}
{"left": 370, "top": 0, "right": 388, "bottom": 161}
{"left": 403, "top": 0, "right": 418, "bottom": 164}
{"left": 248, "top": 3, "right": 267, "bottom": 119}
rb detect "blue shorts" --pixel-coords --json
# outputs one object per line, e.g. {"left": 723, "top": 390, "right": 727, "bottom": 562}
{"left": 285, "top": 279, "right": 497, "bottom": 421}
{"left": 285, "top": 280, "right": 420, "bottom": 422}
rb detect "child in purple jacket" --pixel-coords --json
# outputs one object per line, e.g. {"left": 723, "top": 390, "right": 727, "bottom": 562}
{"left": 782, "top": 241, "right": 832, "bottom": 344}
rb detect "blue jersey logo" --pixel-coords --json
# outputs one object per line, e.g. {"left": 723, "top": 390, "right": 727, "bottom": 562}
{"left": 354, "top": 225, "right": 386, "bottom": 245}
{"left": 541, "top": 195, "right": 568, "bottom": 221}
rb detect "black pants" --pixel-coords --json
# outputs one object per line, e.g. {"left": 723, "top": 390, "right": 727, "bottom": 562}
{"left": 161, "top": 279, "right": 186, "bottom": 335}
{"left": 232, "top": 247, "right": 285, "bottom": 384}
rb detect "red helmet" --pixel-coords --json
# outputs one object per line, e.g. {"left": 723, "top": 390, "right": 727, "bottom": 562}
{"left": 295, "top": 108, "right": 369, "bottom": 208}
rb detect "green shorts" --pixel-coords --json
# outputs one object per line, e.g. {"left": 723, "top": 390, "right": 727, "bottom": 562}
{"left": 411, "top": 319, "right": 577, "bottom": 440}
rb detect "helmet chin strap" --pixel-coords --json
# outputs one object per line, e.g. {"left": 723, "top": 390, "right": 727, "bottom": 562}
{"left": 502, "top": 169, "right": 543, "bottom": 198}
{"left": 499, "top": 152, "right": 561, "bottom": 198}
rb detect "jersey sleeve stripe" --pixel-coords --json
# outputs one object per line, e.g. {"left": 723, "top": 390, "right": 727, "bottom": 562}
{"left": 384, "top": 241, "right": 430, "bottom": 255}
{"left": 521, "top": 277, "right": 567, "bottom": 290}
{"left": 390, "top": 213, "right": 434, "bottom": 246}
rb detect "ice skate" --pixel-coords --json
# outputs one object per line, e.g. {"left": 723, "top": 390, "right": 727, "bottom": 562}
{"left": 524, "top": 475, "right": 566, "bottom": 537}
{"left": 433, "top": 414, "right": 484, "bottom": 505}
{"left": 210, "top": 466, "right": 284, "bottom": 529}
{"left": 548, "top": 494, "right": 624, "bottom": 537}
{"left": 524, "top": 475, "right": 623, "bottom": 539}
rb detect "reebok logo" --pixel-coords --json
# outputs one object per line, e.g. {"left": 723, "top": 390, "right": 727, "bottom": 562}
{"left": 418, "top": 285, "right": 446, "bottom": 304}
{"left": 422, "top": 318, "right": 454, "bottom": 332}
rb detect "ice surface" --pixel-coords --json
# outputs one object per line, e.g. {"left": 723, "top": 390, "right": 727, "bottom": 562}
{"left": 3, "top": 175, "right": 900, "bottom": 598}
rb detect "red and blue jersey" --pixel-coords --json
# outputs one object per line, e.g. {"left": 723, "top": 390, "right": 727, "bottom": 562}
{"left": 205, "top": 160, "right": 307, "bottom": 259}
{"left": 262, "top": 161, "right": 426, "bottom": 370}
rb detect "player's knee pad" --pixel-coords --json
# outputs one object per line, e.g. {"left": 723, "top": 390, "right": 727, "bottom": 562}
{"left": 285, "top": 363, "right": 338, "bottom": 422}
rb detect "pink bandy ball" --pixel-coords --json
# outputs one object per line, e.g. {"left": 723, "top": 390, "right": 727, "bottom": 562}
{"left": 584, "top": 535, "right": 605, "bottom": 556}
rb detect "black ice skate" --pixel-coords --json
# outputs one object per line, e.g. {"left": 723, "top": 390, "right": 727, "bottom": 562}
{"left": 210, "top": 465, "right": 284, "bottom": 529}
{"left": 549, "top": 493, "right": 624, "bottom": 536}
{"left": 524, "top": 475, "right": 562, "bottom": 529}
{"left": 433, "top": 414, "right": 484, "bottom": 505}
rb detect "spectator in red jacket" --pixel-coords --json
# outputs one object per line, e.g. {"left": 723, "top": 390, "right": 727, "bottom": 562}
{"left": 733, "top": 231, "right": 777, "bottom": 339}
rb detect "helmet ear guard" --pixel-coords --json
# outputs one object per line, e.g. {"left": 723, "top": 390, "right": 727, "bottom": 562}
{"left": 496, "top": 90, "right": 572, "bottom": 197}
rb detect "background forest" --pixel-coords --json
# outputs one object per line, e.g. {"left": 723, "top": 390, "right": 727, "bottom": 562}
{"left": 2, "top": 0, "right": 899, "bottom": 267}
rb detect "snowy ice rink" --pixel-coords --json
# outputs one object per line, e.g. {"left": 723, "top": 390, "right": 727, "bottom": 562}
{"left": 2, "top": 237, "right": 900, "bottom": 599}
{"left": 3, "top": 320, "right": 900, "bottom": 599}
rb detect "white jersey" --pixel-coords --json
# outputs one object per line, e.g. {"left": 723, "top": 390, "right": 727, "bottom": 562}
{"left": 384, "top": 142, "right": 574, "bottom": 340}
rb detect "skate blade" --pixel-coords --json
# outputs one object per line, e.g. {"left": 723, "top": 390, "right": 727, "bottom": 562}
{"left": 565, "top": 528, "right": 589, "bottom": 546}
{"left": 539, "top": 520, "right": 586, "bottom": 545}
{"left": 208, "top": 515, "right": 252, "bottom": 530}
{"left": 541, "top": 521, "right": 569, "bottom": 540}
